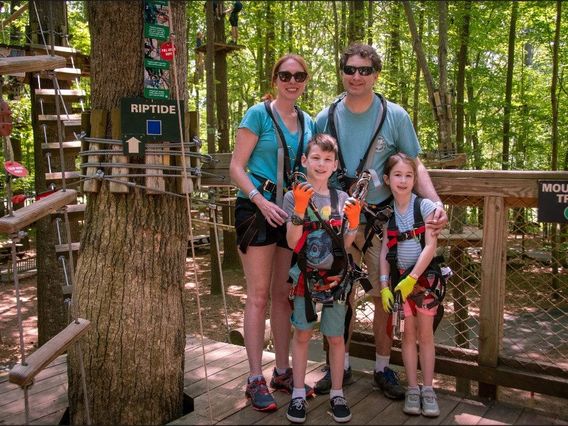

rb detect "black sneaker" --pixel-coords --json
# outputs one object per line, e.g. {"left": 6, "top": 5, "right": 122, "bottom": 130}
{"left": 314, "top": 366, "right": 354, "bottom": 395}
{"left": 329, "top": 395, "right": 352, "bottom": 423}
{"left": 270, "top": 367, "right": 315, "bottom": 398}
{"left": 373, "top": 367, "right": 405, "bottom": 400}
{"left": 286, "top": 397, "right": 307, "bottom": 423}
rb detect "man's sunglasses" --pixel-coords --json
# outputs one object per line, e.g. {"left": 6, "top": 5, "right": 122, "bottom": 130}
{"left": 342, "top": 65, "right": 375, "bottom": 76}
{"left": 277, "top": 71, "right": 308, "bottom": 83}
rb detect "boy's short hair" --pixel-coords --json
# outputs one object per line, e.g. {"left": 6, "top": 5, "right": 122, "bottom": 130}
{"left": 306, "top": 133, "right": 338, "bottom": 159}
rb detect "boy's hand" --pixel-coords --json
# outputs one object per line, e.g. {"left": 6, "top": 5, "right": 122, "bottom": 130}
{"left": 343, "top": 197, "right": 362, "bottom": 230}
{"left": 394, "top": 275, "right": 417, "bottom": 302}
{"left": 380, "top": 287, "right": 394, "bottom": 313}
{"left": 292, "top": 182, "right": 314, "bottom": 214}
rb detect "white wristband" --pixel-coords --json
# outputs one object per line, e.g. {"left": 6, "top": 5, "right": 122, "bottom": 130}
{"left": 248, "top": 188, "right": 260, "bottom": 200}
{"left": 379, "top": 275, "right": 390, "bottom": 282}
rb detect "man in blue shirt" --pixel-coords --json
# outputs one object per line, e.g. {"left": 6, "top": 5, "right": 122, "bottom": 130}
{"left": 314, "top": 42, "right": 447, "bottom": 400}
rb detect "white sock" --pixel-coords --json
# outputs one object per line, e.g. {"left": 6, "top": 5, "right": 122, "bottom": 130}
{"left": 422, "top": 385, "right": 434, "bottom": 392}
{"left": 330, "top": 389, "right": 344, "bottom": 399}
{"left": 276, "top": 367, "right": 288, "bottom": 376}
{"left": 292, "top": 387, "right": 306, "bottom": 400}
{"left": 375, "top": 354, "right": 390, "bottom": 373}
{"left": 344, "top": 352, "right": 350, "bottom": 370}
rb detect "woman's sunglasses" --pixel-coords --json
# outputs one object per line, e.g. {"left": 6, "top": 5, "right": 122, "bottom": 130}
{"left": 277, "top": 71, "right": 308, "bottom": 83}
{"left": 342, "top": 65, "right": 375, "bottom": 76}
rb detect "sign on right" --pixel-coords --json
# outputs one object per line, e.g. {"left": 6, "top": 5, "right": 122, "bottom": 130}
{"left": 538, "top": 180, "right": 568, "bottom": 223}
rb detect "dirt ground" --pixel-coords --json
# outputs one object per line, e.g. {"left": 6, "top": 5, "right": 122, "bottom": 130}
{"left": 1, "top": 249, "right": 567, "bottom": 420}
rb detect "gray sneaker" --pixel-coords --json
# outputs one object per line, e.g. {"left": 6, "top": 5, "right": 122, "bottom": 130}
{"left": 314, "top": 366, "right": 353, "bottom": 395}
{"left": 403, "top": 388, "right": 421, "bottom": 415}
{"left": 373, "top": 367, "right": 405, "bottom": 400}
{"left": 421, "top": 388, "right": 440, "bottom": 417}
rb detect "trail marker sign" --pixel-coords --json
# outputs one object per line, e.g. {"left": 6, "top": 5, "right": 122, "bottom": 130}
{"left": 538, "top": 180, "right": 568, "bottom": 223}
{"left": 121, "top": 97, "right": 183, "bottom": 155}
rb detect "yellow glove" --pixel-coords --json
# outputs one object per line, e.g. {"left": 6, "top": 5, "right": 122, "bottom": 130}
{"left": 343, "top": 197, "right": 362, "bottom": 230}
{"left": 394, "top": 275, "right": 417, "bottom": 302}
{"left": 380, "top": 287, "right": 394, "bottom": 313}
{"left": 292, "top": 182, "right": 314, "bottom": 214}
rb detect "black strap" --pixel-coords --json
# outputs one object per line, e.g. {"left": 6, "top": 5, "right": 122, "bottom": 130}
{"left": 328, "top": 92, "right": 388, "bottom": 179}
{"left": 263, "top": 100, "right": 306, "bottom": 187}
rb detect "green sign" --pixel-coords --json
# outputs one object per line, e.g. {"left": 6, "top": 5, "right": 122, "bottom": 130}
{"left": 121, "top": 97, "right": 184, "bottom": 155}
{"left": 144, "top": 23, "right": 170, "bottom": 41}
{"left": 144, "top": 58, "right": 170, "bottom": 70}
{"left": 538, "top": 180, "right": 568, "bottom": 223}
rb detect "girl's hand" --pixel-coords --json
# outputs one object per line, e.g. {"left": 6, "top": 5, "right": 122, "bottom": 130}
{"left": 380, "top": 287, "right": 394, "bottom": 313}
{"left": 394, "top": 275, "right": 417, "bottom": 302}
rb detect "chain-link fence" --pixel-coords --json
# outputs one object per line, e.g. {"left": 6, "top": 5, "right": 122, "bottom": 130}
{"left": 350, "top": 171, "right": 568, "bottom": 398}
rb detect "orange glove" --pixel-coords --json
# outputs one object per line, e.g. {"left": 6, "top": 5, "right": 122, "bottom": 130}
{"left": 343, "top": 197, "right": 362, "bottom": 230}
{"left": 292, "top": 182, "right": 314, "bottom": 214}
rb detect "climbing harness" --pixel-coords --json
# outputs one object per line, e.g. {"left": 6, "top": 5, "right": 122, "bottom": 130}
{"left": 289, "top": 172, "right": 352, "bottom": 323}
{"left": 386, "top": 196, "right": 450, "bottom": 336}
{"left": 327, "top": 92, "right": 387, "bottom": 194}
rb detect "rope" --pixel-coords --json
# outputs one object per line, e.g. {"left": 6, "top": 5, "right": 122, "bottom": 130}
{"left": 208, "top": 191, "right": 231, "bottom": 341}
{"left": 171, "top": 33, "right": 213, "bottom": 423}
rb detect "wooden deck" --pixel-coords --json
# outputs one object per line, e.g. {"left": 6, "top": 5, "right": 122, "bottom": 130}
{"left": 1, "top": 335, "right": 567, "bottom": 425}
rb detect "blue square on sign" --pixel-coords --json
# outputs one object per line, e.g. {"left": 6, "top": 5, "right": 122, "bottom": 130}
{"left": 147, "top": 119, "right": 162, "bottom": 136}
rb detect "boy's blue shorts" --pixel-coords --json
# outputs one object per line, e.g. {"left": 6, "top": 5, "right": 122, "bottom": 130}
{"left": 290, "top": 296, "right": 347, "bottom": 337}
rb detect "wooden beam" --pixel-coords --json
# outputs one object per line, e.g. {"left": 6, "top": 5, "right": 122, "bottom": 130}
{"left": 0, "top": 55, "right": 66, "bottom": 75}
{"left": 8, "top": 319, "right": 91, "bottom": 388}
{"left": 1, "top": 3, "right": 28, "bottom": 27}
{"left": 0, "top": 189, "right": 77, "bottom": 234}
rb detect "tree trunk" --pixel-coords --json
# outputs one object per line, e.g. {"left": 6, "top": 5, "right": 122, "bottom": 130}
{"left": 68, "top": 2, "right": 188, "bottom": 424}
{"left": 411, "top": 7, "right": 423, "bottom": 131}
{"left": 455, "top": 1, "right": 471, "bottom": 154}
{"left": 205, "top": 0, "right": 217, "bottom": 154}
{"left": 347, "top": 0, "right": 365, "bottom": 44}
{"left": 502, "top": 1, "right": 518, "bottom": 171}
{"left": 332, "top": 1, "right": 341, "bottom": 94}
{"left": 262, "top": 2, "right": 275, "bottom": 95}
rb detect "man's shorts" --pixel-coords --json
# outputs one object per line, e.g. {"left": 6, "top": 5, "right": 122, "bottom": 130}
{"left": 235, "top": 197, "right": 289, "bottom": 250}
{"left": 291, "top": 296, "right": 347, "bottom": 337}
{"left": 349, "top": 225, "right": 382, "bottom": 298}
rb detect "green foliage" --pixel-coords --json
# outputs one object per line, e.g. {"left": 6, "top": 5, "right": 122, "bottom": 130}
{"left": 67, "top": 1, "right": 91, "bottom": 54}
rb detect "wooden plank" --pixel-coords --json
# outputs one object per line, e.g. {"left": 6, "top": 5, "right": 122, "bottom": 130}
{"left": 0, "top": 189, "right": 77, "bottom": 234}
{"left": 477, "top": 402, "right": 522, "bottom": 425}
{"left": 478, "top": 196, "right": 507, "bottom": 398}
{"left": 9, "top": 319, "right": 91, "bottom": 387}
{"left": 34, "top": 88, "right": 86, "bottom": 101}
{"left": 145, "top": 153, "right": 165, "bottom": 194}
{"left": 83, "top": 110, "right": 106, "bottom": 192}
{"left": 0, "top": 55, "right": 66, "bottom": 75}
{"left": 27, "top": 44, "right": 78, "bottom": 57}
{"left": 440, "top": 398, "right": 491, "bottom": 425}
{"left": 54, "top": 242, "right": 80, "bottom": 254}
{"left": 109, "top": 108, "right": 129, "bottom": 193}
{"left": 0, "top": 3, "right": 28, "bottom": 27}
{"left": 42, "top": 140, "right": 82, "bottom": 150}
{"left": 45, "top": 171, "right": 82, "bottom": 181}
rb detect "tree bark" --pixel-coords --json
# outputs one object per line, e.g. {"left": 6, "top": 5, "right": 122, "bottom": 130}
{"left": 68, "top": 2, "right": 188, "bottom": 424}
{"left": 502, "top": 1, "right": 518, "bottom": 171}
{"left": 455, "top": 1, "right": 471, "bottom": 154}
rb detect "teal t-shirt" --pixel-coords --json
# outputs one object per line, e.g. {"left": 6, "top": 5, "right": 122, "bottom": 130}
{"left": 237, "top": 102, "right": 316, "bottom": 199}
{"left": 315, "top": 94, "right": 420, "bottom": 205}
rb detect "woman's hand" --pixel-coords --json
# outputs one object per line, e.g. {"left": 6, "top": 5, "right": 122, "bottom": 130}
{"left": 255, "top": 198, "right": 288, "bottom": 227}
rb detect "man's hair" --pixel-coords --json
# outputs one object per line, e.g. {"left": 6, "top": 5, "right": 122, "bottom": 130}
{"left": 306, "top": 133, "right": 339, "bottom": 160}
{"left": 340, "top": 42, "right": 382, "bottom": 72}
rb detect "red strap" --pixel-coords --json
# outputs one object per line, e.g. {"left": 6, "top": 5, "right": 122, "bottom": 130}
{"left": 294, "top": 230, "right": 309, "bottom": 254}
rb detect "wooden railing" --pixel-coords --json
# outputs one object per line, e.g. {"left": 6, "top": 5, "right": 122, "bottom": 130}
{"left": 350, "top": 169, "right": 568, "bottom": 400}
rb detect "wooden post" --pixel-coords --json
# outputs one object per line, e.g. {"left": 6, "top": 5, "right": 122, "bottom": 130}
{"left": 478, "top": 195, "right": 507, "bottom": 399}
{"left": 83, "top": 110, "right": 106, "bottom": 193}
{"left": 110, "top": 108, "right": 129, "bottom": 193}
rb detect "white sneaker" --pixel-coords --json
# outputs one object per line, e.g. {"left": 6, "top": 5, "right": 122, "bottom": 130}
{"left": 403, "top": 388, "right": 421, "bottom": 415}
{"left": 421, "top": 388, "right": 440, "bottom": 417}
